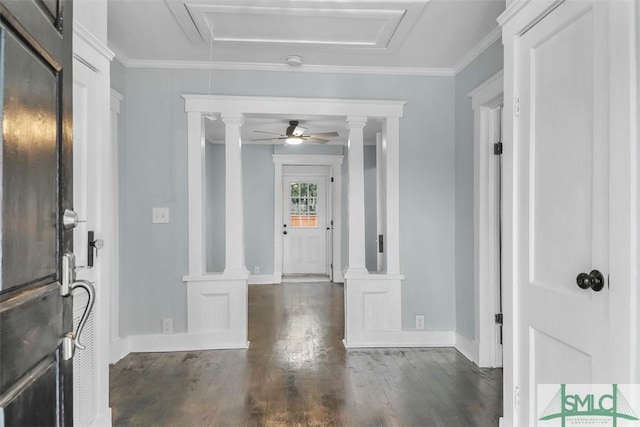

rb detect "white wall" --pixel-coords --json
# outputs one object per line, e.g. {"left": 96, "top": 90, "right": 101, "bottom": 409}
{"left": 113, "top": 67, "right": 456, "bottom": 335}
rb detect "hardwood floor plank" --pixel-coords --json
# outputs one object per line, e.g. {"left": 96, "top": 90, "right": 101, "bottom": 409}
{"left": 110, "top": 282, "right": 503, "bottom": 426}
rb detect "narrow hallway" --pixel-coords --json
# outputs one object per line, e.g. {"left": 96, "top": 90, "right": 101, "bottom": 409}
{"left": 110, "top": 283, "right": 502, "bottom": 426}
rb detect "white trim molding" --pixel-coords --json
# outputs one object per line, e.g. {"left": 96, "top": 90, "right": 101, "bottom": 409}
{"left": 470, "top": 70, "right": 503, "bottom": 368}
{"left": 343, "top": 330, "right": 455, "bottom": 348}
{"left": 248, "top": 275, "right": 276, "bottom": 285}
{"left": 454, "top": 333, "right": 478, "bottom": 364}
{"left": 106, "top": 43, "right": 453, "bottom": 76}
{"left": 73, "top": 25, "right": 115, "bottom": 427}
{"left": 273, "top": 155, "right": 344, "bottom": 283}
{"left": 73, "top": 20, "right": 114, "bottom": 63}
{"left": 453, "top": 27, "right": 502, "bottom": 75}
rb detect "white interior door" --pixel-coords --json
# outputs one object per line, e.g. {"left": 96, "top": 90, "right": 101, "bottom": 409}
{"left": 282, "top": 174, "right": 328, "bottom": 275}
{"left": 513, "top": 1, "right": 632, "bottom": 424}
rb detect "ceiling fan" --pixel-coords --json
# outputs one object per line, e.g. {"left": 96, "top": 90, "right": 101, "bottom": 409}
{"left": 251, "top": 120, "right": 339, "bottom": 145}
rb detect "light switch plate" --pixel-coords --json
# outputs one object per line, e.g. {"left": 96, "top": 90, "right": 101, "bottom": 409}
{"left": 152, "top": 207, "right": 169, "bottom": 224}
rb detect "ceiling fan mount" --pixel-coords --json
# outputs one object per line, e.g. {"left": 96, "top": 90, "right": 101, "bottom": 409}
{"left": 252, "top": 120, "right": 339, "bottom": 144}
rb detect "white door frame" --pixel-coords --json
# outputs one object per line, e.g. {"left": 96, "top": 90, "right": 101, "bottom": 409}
{"left": 72, "top": 22, "right": 115, "bottom": 427}
{"left": 470, "top": 71, "right": 503, "bottom": 368}
{"left": 274, "top": 156, "right": 343, "bottom": 282}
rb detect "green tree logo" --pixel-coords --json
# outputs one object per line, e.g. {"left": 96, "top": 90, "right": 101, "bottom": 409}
{"left": 539, "top": 384, "right": 639, "bottom": 426}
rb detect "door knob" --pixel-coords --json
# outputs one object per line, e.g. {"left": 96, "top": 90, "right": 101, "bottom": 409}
{"left": 576, "top": 270, "right": 604, "bottom": 292}
{"left": 283, "top": 230, "right": 288, "bottom": 235}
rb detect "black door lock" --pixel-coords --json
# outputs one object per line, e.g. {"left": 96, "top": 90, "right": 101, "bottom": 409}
{"left": 87, "top": 231, "right": 104, "bottom": 267}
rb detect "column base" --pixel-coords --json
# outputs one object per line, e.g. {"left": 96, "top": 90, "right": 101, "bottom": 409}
{"left": 344, "top": 273, "right": 404, "bottom": 347}
{"left": 183, "top": 273, "right": 248, "bottom": 346}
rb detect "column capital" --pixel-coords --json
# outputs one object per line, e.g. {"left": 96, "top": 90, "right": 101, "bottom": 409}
{"left": 220, "top": 113, "right": 244, "bottom": 127}
{"left": 346, "top": 116, "right": 367, "bottom": 129}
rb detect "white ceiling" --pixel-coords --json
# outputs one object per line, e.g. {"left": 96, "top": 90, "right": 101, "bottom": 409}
{"left": 107, "top": 0, "right": 505, "bottom": 145}
{"left": 107, "top": 0, "right": 505, "bottom": 73}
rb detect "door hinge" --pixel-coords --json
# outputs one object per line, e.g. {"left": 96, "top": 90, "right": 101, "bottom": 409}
{"left": 331, "top": 177, "right": 334, "bottom": 183}
{"left": 494, "top": 142, "right": 503, "bottom": 155}
{"left": 495, "top": 313, "right": 503, "bottom": 325}
{"left": 514, "top": 96, "right": 520, "bottom": 117}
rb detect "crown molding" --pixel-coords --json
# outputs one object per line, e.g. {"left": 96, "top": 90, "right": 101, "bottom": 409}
{"left": 109, "top": 26, "right": 503, "bottom": 78}
{"left": 108, "top": 52, "right": 454, "bottom": 77}
{"left": 452, "top": 26, "right": 502, "bottom": 76}
{"left": 73, "top": 21, "right": 114, "bottom": 61}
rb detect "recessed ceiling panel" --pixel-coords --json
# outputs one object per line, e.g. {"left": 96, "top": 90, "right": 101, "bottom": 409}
{"left": 167, "top": 0, "right": 425, "bottom": 52}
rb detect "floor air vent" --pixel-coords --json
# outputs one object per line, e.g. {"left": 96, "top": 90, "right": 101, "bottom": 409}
{"left": 73, "top": 291, "right": 97, "bottom": 426}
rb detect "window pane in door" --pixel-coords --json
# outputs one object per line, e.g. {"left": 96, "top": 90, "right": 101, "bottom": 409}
{"left": 289, "top": 180, "right": 319, "bottom": 229}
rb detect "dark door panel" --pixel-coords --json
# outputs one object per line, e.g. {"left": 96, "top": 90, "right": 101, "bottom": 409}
{"left": 0, "top": 283, "right": 63, "bottom": 392}
{"left": 0, "top": 0, "right": 74, "bottom": 425}
{"left": 2, "top": 25, "right": 59, "bottom": 291}
{"left": 0, "top": 356, "right": 58, "bottom": 426}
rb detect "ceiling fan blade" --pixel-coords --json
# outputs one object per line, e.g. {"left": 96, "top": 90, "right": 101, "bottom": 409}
{"left": 307, "top": 131, "right": 339, "bottom": 138}
{"left": 306, "top": 138, "right": 329, "bottom": 144}
{"left": 253, "top": 130, "right": 285, "bottom": 136}
{"left": 250, "top": 136, "right": 288, "bottom": 141}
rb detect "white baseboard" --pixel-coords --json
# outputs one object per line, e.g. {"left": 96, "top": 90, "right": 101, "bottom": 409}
{"left": 110, "top": 332, "right": 250, "bottom": 361}
{"left": 454, "top": 332, "right": 477, "bottom": 364}
{"left": 343, "top": 330, "right": 455, "bottom": 348}
{"left": 89, "top": 408, "right": 112, "bottom": 427}
{"left": 248, "top": 274, "right": 275, "bottom": 285}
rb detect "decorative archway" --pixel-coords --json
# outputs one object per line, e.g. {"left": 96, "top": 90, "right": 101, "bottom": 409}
{"left": 182, "top": 95, "right": 405, "bottom": 349}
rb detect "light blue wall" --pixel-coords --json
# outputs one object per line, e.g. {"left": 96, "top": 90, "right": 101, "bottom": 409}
{"left": 241, "top": 145, "right": 275, "bottom": 274}
{"left": 116, "top": 66, "right": 456, "bottom": 334}
{"left": 110, "top": 60, "right": 129, "bottom": 338}
{"left": 454, "top": 40, "right": 504, "bottom": 340}
{"left": 205, "top": 143, "right": 225, "bottom": 272}
{"left": 364, "top": 145, "right": 377, "bottom": 271}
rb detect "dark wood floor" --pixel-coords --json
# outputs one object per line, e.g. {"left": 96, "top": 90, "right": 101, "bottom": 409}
{"left": 110, "top": 282, "right": 503, "bottom": 426}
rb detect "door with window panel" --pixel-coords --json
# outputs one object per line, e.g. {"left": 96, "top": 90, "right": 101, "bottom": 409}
{"left": 282, "top": 176, "right": 328, "bottom": 274}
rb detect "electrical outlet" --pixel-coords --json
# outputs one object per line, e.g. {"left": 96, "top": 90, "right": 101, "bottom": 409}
{"left": 254, "top": 266, "right": 260, "bottom": 275}
{"left": 152, "top": 207, "right": 169, "bottom": 224}
{"left": 415, "top": 315, "right": 425, "bottom": 330}
{"left": 162, "top": 318, "right": 173, "bottom": 334}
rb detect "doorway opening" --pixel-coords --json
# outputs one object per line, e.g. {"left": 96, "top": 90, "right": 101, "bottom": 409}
{"left": 471, "top": 70, "right": 504, "bottom": 368}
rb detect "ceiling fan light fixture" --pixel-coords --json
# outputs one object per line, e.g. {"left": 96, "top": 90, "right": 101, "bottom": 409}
{"left": 285, "top": 55, "right": 304, "bottom": 67}
{"left": 285, "top": 136, "right": 303, "bottom": 145}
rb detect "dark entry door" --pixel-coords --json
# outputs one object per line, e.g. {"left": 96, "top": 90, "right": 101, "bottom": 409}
{"left": 0, "top": 1, "right": 75, "bottom": 425}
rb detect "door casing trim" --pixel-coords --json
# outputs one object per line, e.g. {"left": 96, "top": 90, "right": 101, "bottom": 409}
{"left": 273, "top": 155, "right": 344, "bottom": 283}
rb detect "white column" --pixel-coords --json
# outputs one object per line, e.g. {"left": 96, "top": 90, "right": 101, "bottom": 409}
{"left": 186, "top": 111, "right": 206, "bottom": 275}
{"left": 345, "top": 116, "right": 368, "bottom": 275}
{"left": 384, "top": 117, "right": 401, "bottom": 275}
{"left": 221, "top": 114, "right": 248, "bottom": 276}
